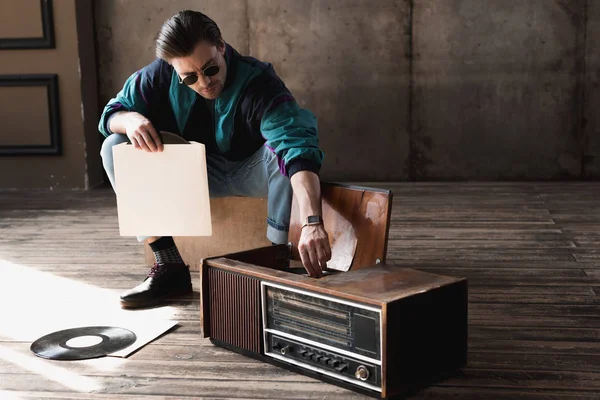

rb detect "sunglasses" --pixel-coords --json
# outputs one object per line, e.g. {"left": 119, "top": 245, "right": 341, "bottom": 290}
{"left": 178, "top": 65, "right": 220, "bottom": 86}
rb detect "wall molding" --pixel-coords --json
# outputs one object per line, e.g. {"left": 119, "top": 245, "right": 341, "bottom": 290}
{"left": 0, "top": 0, "right": 55, "bottom": 50}
{"left": 0, "top": 74, "right": 61, "bottom": 156}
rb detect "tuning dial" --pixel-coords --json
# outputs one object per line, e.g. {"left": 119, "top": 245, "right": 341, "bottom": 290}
{"left": 280, "top": 345, "right": 292, "bottom": 355}
{"left": 355, "top": 365, "right": 369, "bottom": 381}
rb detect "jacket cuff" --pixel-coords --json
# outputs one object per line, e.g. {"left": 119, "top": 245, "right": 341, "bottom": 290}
{"left": 287, "top": 158, "right": 321, "bottom": 178}
{"left": 102, "top": 104, "right": 127, "bottom": 136}
{"left": 105, "top": 112, "right": 118, "bottom": 135}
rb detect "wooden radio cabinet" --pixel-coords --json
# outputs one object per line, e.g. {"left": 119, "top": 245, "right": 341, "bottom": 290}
{"left": 200, "top": 183, "right": 468, "bottom": 398}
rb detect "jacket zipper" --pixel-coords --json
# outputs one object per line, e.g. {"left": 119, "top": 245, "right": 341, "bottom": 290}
{"left": 212, "top": 101, "right": 221, "bottom": 155}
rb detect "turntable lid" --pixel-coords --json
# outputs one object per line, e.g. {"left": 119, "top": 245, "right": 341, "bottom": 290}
{"left": 287, "top": 182, "right": 393, "bottom": 271}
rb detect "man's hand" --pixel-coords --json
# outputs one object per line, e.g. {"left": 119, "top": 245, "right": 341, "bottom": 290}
{"left": 110, "top": 111, "right": 163, "bottom": 152}
{"left": 298, "top": 224, "right": 331, "bottom": 278}
{"left": 290, "top": 170, "right": 332, "bottom": 277}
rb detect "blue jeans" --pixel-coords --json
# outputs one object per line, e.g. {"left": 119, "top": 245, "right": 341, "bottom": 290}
{"left": 100, "top": 133, "right": 292, "bottom": 244}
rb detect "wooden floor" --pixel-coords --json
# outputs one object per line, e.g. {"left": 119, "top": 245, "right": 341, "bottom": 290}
{"left": 0, "top": 182, "right": 599, "bottom": 399}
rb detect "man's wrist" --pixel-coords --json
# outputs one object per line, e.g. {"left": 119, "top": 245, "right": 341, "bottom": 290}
{"left": 108, "top": 111, "right": 131, "bottom": 134}
{"left": 301, "top": 215, "right": 323, "bottom": 229}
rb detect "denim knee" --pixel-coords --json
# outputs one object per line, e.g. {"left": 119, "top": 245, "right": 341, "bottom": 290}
{"left": 100, "top": 133, "right": 129, "bottom": 189}
{"left": 100, "top": 134, "right": 129, "bottom": 162}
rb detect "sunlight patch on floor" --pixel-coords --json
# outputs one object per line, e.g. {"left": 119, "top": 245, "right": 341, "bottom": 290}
{"left": 0, "top": 390, "right": 25, "bottom": 400}
{"left": 0, "top": 259, "right": 179, "bottom": 389}
{"left": 0, "top": 345, "right": 102, "bottom": 392}
{"left": 0, "top": 259, "right": 178, "bottom": 342}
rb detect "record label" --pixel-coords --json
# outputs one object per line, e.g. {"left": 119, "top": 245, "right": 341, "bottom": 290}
{"left": 30, "top": 326, "right": 137, "bottom": 360}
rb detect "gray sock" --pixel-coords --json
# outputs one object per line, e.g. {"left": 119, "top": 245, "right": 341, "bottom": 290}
{"left": 149, "top": 236, "right": 184, "bottom": 265}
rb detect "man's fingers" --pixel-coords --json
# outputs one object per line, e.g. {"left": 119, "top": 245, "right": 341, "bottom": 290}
{"left": 131, "top": 137, "right": 141, "bottom": 150}
{"left": 307, "top": 247, "right": 323, "bottom": 277}
{"left": 298, "top": 227, "right": 331, "bottom": 278}
{"left": 139, "top": 135, "right": 152, "bottom": 152}
{"left": 139, "top": 129, "right": 157, "bottom": 152}
{"left": 320, "top": 238, "right": 332, "bottom": 261}
{"left": 132, "top": 133, "right": 151, "bottom": 152}
{"left": 299, "top": 246, "right": 321, "bottom": 278}
{"left": 147, "top": 124, "right": 163, "bottom": 152}
{"left": 299, "top": 248, "right": 313, "bottom": 275}
{"left": 308, "top": 249, "right": 321, "bottom": 275}
{"left": 316, "top": 245, "right": 328, "bottom": 268}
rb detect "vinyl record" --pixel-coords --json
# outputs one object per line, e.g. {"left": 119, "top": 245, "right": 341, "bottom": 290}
{"left": 30, "top": 326, "right": 137, "bottom": 360}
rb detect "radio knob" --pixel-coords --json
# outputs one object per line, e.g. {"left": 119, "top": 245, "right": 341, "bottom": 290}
{"left": 335, "top": 363, "right": 348, "bottom": 373}
{"left": 280, "top": 345, "right": 292, "bottom": 355}
{"left": 355, "top": 365, "right": 369, "bottom": 381}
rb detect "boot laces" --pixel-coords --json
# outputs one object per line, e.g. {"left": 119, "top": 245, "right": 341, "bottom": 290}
{"left": 148, "top": 263, "right": 166, "bottom": 278}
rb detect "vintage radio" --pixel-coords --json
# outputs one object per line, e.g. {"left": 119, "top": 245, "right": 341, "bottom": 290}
{"left": 200, "top": 183, "right": 468, "bottom": 399}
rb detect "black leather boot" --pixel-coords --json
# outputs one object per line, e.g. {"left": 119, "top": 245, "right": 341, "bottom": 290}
{"left": 120, "top": 263, "right": 193, "bottom": 308}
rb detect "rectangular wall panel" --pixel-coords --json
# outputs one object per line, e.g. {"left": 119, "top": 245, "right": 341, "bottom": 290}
{"left": 0, "top": 86, "right": 51, "bottom": 146}
{"left": 0, "top": 0, "right": 54, "bottom": 49}
{"left": 0, "top": 0, "right": 99, "bottom": 189}
{"left": 0, "top": 75, "right": 60, "bottom": 155}
{"left": 0, "top": 0, "right": 43, "bottom": 39}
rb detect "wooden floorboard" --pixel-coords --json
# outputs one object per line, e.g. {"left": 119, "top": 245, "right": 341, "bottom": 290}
{"left": 0, "top": 182, "right": 599, "bottom": 399}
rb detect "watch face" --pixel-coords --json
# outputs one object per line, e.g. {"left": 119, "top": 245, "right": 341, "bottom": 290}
{"left": 307, "top": 216, "right": 322, "bottom": 224}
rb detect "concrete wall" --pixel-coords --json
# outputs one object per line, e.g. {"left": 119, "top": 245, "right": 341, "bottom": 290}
{"left": 585, "top": 0, "right": 600, "bottom": 177}
{"left": 94, "top": 0, "right": 599, "bottom": 181}
{"left": 414, "top": 0, "right": 585, "bottom": 180}
{"left": 95, "top": 0, "right": 249, "bottom": 102}
{"left": 248, "top": 1, "right": 411, "bottom": 181}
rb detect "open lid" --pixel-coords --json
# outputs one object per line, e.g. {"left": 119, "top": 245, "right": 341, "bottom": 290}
{"left": 288, "top": 182, "right": 393, "bottom": 272}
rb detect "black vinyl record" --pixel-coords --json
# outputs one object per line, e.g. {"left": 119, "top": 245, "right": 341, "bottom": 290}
{"left": 30, "top": 326, "right": 137, "bottom": 360}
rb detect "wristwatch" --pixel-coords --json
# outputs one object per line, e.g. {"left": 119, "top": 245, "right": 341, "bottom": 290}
{"left": 302, "top": 215, "right": 323, "bottom": 229}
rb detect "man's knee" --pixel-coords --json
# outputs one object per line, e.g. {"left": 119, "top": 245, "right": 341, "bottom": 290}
{"left": 100, "top": 133, "right": 129, "bottom": 161}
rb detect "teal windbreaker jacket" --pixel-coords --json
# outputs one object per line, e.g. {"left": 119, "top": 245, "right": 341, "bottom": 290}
{"left": 98, "top": 43, "right": 324, "bottom": 177}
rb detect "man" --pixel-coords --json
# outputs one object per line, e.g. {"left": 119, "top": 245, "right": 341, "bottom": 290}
{"left": 99, "top": 10, "right": 332, "bottom": 308}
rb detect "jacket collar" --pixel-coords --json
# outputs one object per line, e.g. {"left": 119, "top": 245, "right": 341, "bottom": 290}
{"left": 222, "top": 43, "right": 238, "bottom": 93}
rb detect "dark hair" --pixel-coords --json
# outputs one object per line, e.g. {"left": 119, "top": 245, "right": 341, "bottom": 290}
{"left": 155, "top": 10, "right": 223, "bottom": 60}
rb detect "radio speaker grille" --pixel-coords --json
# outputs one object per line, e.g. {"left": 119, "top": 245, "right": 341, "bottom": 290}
{"left": 208, "top": 268, "right": 262, "bottom": 354}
